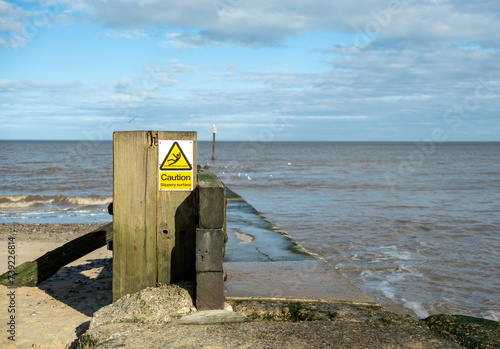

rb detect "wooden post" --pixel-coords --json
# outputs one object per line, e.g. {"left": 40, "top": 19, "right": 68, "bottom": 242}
{"left": 211, "top": 124, "right": 217, "bottom": 160}
{"left": 196, "top": 171, "right": 226, "bottom": 310}
{"left": 113, "top": 131, "right": 197, "bottom": 301}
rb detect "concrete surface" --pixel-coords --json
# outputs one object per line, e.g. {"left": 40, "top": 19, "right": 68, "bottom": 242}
{"left": 223, "top": 187, "right": 376, "bottom": 305}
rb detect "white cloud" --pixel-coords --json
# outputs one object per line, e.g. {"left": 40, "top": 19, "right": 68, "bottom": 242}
{"left": 0, "top": 0, "right": 30, "bottom": 47}
{"left": 112, "top": 77, "right": 135, "bottom": 93}
{"left": 162, "top": 32, "right": 220, "bottom": 48}
{"left": 0, "top": 0, "right": 72, "bottom": 48}
{"left": 3, "top": 1, "right": 500, "bottom": 49}
{"left": 105, "top": 29, "right": 147, "bottom": 40}
{"left": 51, "top": 0, "right": 500, "bottom": 48}
{"left": 2, "top": 1, "right": 500, "bottom": 141}
{"left": 0, "top": 79, "right": 82, "bottom": 93}
{"left": 3, "top": 54, "right": 499, "bottom": 140}
{"left": 142, "top": 61, "right": 197, "bottom": 75}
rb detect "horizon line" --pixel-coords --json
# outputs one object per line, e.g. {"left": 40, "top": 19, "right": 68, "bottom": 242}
{"left": 1, "top": 139, "right": 499, "bottom": 143}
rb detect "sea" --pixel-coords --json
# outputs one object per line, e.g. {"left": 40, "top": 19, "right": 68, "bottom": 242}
{"left": 1, "top": 140, "right": 499, "bottom": 321}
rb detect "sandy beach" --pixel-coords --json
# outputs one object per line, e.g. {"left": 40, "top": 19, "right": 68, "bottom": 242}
{"left": 0, "top": 223, "right": 113, "bottom": 349}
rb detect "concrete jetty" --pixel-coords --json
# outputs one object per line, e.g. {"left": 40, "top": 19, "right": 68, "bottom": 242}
{"left": 223, "top": 187, "right": 376, "bottom": 305}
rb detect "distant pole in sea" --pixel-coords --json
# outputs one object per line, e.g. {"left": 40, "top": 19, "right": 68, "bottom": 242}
{"left": 212, "top": 124, "right": 217, "bottom": 160}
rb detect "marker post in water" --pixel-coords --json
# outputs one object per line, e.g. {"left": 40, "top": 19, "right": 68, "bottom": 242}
{"left": 212, "top": 124, "right": 217, "bottom": 160}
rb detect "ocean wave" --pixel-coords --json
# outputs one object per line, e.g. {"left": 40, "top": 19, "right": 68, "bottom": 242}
{"left": 482, "top": 310, "right": 500, "bottom": 322}
{"left": 401, "top": 300, "right": 429, "bottom": 319}
{"left": 0, "top": 194, "right": 112, "bottom": 208}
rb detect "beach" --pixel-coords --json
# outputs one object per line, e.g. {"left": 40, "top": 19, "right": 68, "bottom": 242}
{"left": 1, "top": 222, "right": 498, "bottom": 348}
{"left": 0, "top": 223, "right": 112, "bottom": 349}
{"left": 0, "top": 223, "right": 464, "bottom": 349}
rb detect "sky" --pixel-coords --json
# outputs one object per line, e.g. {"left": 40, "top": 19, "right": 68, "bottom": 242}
{"left": 0, "top": 0, "right": 499, "bottom": 141}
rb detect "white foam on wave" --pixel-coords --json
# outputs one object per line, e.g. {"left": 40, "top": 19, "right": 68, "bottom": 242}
{"left": 379, "top": 280, "right": 396, "bottom": 299}
{"left": 380, "top": 245, "right": 413, "bottom": 260}
{"left": 0, "top": 195, "right": 40, "bottom": 208}
{"left": 402, "top": 299, "right": 429, "bottom": 319}
{"left": 360, "top": 269, "right": 373, "bottom": 277}
{"left": 358, "top": 262, "right": 429, "bottom": 318}
{"left": 65, "top": 196, "right": 112, "bottom": 206}
{"left": 0, "top": 194, "right": 112, "bottom": 224}
{"left": 383, "top": 250, "right": 412, "bottom": 260}
{"left": 0, "top": 194, "right": 112, "bottom": 208}
{"left": 482, "top": 310, "right": 500, "bottom": 321}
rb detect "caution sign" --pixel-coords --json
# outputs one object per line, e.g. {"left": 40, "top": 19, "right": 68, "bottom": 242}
{"left": 160, "top": 141, "right": 192, "bottom": 170}
{"left": 158, "top": 140, "right": 194, "bottom": 191}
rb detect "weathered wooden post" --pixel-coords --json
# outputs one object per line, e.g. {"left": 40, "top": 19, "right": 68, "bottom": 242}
{"left": 196, "top": 171, "right": 226, "bottom": 310}
{"left": 113, "top": 131, "right": 197, "bottom": 301}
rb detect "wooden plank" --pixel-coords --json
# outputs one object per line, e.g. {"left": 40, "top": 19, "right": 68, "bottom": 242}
{"left": 198, "top": 171, "right": 228, "bottom": 257}
{"left": 113, "top": 131, "right": 157, "bottom": 301}
{"left": 144, "top": 131, "right": 159, "bottom": 287}
{"left": 195, "top": 173, "right": 226, "bottom": 310}
{"left": 156, "top": 131, "right": 197, "bottom": 284}
{"left": 196, "top": 272, "right": 224, "bottom": 310}
{"left": 0, "top": 222, "right": 113, "bottom": 287}
{"left": 198, "top": 171, "right": 225, "bottom": 229}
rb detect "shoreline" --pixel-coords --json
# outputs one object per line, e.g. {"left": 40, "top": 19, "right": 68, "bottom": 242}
{"left": 0, "top": 222, "right": 498, "bottom": 348}
{"left": 1, "top": 219, "right": 497, "bottom": 321}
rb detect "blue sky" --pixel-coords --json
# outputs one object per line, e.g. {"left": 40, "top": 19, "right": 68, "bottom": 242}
{"left": 1, "top": 0, "right": 499, "bottom": 141}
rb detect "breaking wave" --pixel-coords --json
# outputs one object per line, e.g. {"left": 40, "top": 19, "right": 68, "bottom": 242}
{"left": 0, "top": 194, "right": 112, "bottom": 209}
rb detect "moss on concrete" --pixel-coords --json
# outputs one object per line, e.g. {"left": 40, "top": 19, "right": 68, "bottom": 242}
{"left": 198, "top": 171, "right": 224, "bottom": 187}
{"left": 229, "top": 299, "right": 498, "bottom": 348}
{"left": 425, "top": 314, "right": 500, "bottom": 348}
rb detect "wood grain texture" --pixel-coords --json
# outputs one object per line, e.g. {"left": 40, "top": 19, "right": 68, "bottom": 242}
{"left": 156, "top": 131, "right": 197, "bottom": 284}
{"left": 113, "top": 131, "right": 197, "bottom": 301}
{"left": 113, "top": 131, "right": 158, "bottom": 301}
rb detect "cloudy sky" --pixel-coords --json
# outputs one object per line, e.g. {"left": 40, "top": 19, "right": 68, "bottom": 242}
{"left": 1, "top": 0, "right": 499, "bottom": 141}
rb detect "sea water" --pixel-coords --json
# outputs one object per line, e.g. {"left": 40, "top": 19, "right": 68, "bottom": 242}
{"left": 0, "top": 140, "right": 499, "bottom": 320}
{"left": 0, "top": 141, "right": 113, "bottom": 223}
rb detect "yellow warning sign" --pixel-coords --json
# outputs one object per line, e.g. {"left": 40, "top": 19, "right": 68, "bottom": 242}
{"left": 160, "top": 141, "right": 192, "bottom": 171}
{"left": 158, "top": 140, "right": 194, "bottom": 191}
{"left": 159, "top": 171, "right": 192, "bottom": 190}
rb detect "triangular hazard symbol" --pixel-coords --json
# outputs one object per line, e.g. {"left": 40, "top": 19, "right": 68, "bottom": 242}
{"left": 160, "top": 142, "right": 192, "bottom": 170}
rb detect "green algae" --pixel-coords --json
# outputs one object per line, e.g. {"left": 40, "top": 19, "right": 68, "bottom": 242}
{"left": 426, "top": 314, "right": 500, "bottom": 348}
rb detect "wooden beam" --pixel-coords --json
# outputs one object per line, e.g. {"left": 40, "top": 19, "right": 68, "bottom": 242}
{"left": 0, "top": 222, "right": 113, "bottom": 287}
